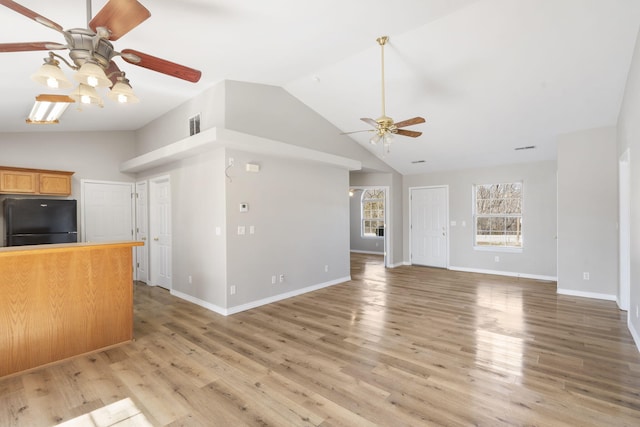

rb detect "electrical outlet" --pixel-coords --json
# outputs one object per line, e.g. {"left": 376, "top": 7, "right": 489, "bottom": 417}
{"left": 228, "top": 157, "right": 234, "bottom": 166}
{"left": 494, "top": 256, "right": 499, "bottom": 262}
{"left": 230, "top": 285, "right": 236, "bottom": 295}
{"left": 324, "top": 265, "right": 329, "bottom": 272}
{"left": 279, "top": 274, "right": 285, "bottom": 283}
{"left": 583, "top": 272, "right": 590, "bottom": 280}
{"left": 271, "top": 275, "right": 276, "bottom": 285}
{"left": 188, "top": 275, "right": 192, "bottom": 284}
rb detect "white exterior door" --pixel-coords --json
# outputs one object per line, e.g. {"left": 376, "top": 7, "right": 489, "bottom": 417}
{"left": 149, "top": 176, "right": 171, "bottom": 289}
{"left": 81, "top": 180, "right": 134, "bottom": 243}
{"left": 135, "top": 181, "right": 149, "bottom": 283}
{"left": 410, "top": 186, "right": 448, "bottom": 268}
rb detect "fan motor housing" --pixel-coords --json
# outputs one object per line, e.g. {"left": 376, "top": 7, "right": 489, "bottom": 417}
{"left": 65, "top": 28, "right": 114, "bottom": 68}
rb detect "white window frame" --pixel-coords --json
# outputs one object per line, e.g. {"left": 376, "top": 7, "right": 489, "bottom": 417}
{"left": 361, "top": 189, "right": 385, "bottom": 239}
{"left": 473, "top": 181, "right": 523, "bottom": 252}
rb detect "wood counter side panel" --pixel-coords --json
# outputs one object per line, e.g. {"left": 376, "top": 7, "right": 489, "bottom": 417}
{"left": 0, "top": 245, "right": 134, "bottom": 377}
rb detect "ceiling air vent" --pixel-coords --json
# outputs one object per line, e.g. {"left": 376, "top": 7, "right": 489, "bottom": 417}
{"left": 189, "top": 113, "right": 201, "bottom": 136}
{"left": 515, "top": 145, "right": 536, "bottom": 151}
{"left": 411, "top": 160, "right": 426, "bottom": 164}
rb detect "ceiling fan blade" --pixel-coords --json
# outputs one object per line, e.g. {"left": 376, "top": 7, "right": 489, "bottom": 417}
{"left": 105, "top": 60, "right": 123, "bottom": 86}
{"left": 0, "top": 0, "right": 64, "bottom": 31}
{"left": 121, "top": 49, "right": 202, "bottom": 82}
{"left": 394, "top": 116, "right": 426, "bottom": 129}
{"left": 89, "top": 0, "right": 151, "bottom": 41}
{"left": 0, "top": 41, "right": 65, "bottom": 53}
{"left": 340, "top": 129, "right": 374, "bottom": 135}
{"left": 396, "top": 129, "right": 422, "bottom": 138}
{"left": 360, "top": 118, "right": 379, "bottom": 128}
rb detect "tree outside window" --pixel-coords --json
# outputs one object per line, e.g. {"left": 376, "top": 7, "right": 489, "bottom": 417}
{"left": 474, "top": 182, "right": 522, "bottom": 248}
{"left": 362, "top": 189, "right": 385, "bottom": 237}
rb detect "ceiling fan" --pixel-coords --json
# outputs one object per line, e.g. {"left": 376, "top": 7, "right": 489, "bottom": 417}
{"left": 0, "top": 0, "right": 201, "bottom": 109}
{"left": 344, "top": 36, "right": 425, "bottom": 152}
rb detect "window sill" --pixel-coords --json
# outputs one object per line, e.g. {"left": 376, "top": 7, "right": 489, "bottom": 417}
{"left": 473, "top": 246, "right": 522, "bottom": 253}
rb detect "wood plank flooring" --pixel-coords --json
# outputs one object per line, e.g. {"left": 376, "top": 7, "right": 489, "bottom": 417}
{"left": 2, "top": 253, "right": 640, "bottom": 426}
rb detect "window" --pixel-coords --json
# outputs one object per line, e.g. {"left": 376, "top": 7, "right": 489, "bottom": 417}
{"left": 362, "top": 189, "right": 385, "bottom": 237}
{"left": 473, "top": 182, "right": 522, "bottom": 248}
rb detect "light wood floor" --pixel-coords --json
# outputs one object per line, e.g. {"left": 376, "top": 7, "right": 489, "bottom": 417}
{"left": 2, "top": 253, "right": 640, "bottom": 426}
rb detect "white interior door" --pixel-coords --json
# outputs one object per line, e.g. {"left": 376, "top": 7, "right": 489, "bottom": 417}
{"left": 149, "top": 176, "right": 171, "bottom": 289}
{"left": 81, "top": 180, "right": 134, "bottom": 243}
{"left": 135, "top": 181, "right": 149, "bottom": 283}
{"left": 410, "top": 186, "right": 448, "bottom": 268}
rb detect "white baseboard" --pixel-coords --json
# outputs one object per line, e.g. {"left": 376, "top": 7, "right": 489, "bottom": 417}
{"left": 350, "top": 250, "right": 384, "bottom": 255}
{"left": 556, "top": 288, "right": 617, "bottom": 301}
{"left": 171, "top": 289, "right": 228, "bottom": 315}
{"left": 171, "top": 276, "right": 351, "bottom": 316}
{"left": 448, "top": 265, "right": 557, "bottom": 282}
{"left": 629, "top": 317, "right": 640, "bottom": 353}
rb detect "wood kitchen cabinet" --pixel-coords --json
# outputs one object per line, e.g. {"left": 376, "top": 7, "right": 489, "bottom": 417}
{"left": 0, "top": 166, "right": 73, "bottom": 196}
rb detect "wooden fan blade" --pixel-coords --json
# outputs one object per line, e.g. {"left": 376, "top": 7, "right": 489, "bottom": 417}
{"left": 0, "top": 41, "right": 65, "bottom": 53}
{"left": 360, "top": 118, "right": 379, "bottom": 128}
{"left": 396, "top": 129, "right": 422, "bottom": 138}
{"left": 394, "top": 116, "right": 426, "bottom": 129}
{"left": 121, "top": 49, "right": 202, "bottom": 82}
{"left": 105, "top": 60, "right": 122, "bottom": 86}
{"left": 0, "top": 0, "right": 63, "bottom": 31}
{"left": 89, "top": 0, "right": 151, "bottom": 41}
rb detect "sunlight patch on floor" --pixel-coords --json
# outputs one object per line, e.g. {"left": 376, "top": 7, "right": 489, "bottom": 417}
{"left": 55, "top": 398, "right": 153, "bottom": 427}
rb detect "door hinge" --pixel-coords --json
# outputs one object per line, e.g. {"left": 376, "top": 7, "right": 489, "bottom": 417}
{"left": 136, "top": 262, "right": 140, "bottom": 268}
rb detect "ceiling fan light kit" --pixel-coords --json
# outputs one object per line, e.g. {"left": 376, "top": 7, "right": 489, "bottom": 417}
{"left": 345, "top": 35, "right": 426, "bottom": 153}
{"left": 0, "top": 0, "right": 202, "bottom": 123}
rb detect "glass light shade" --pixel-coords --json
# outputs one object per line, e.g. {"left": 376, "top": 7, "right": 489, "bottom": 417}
{"left": 31, "top": 63, "right": 72, "bottom": 89}
{"left": 108, "top": 80, "right": 139, "bottom": 104}
{"left": 370, "top": 133, "right": 382, "bottom": 145}
{"left": 74, "top": 61, "right": 112, "bottom": 88}
{"left": 69, "top": 83, "right": 103, "bottom": 106}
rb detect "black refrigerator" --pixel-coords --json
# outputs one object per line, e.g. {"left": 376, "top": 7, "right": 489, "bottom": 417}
{"left": 4, "top": 198, "right": 78, "bottom": 246}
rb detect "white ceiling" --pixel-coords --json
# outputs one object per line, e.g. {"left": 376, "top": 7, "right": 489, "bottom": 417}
{"left": 1, "top": 0, "right": 639, "bottom": 174}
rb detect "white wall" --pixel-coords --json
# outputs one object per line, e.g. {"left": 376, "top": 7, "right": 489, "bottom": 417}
{"left": 403, "top": 161, "right": 557, "bottom": 278}
{"left": 557, "top": 127, "right": 618, "bottom": 299}
{"left": 617, "top": 27, "right": 640, "bottom": 348}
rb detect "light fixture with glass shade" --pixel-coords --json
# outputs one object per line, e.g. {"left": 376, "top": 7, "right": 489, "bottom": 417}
{"left": 74, "top": 59, "right": 113, "bottom": 88}
{"left": 69, "top": 83, "right": 104, "bottom": 107}
{"left": 31, "top": 54, "right": 73, "bottom": 89}
{"left": 108, "top": 74, "right": 139, "bottom": 104}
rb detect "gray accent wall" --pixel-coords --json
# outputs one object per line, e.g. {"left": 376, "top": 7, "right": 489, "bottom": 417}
{"left": 618, "top": 27, "right": 640, "bottom": 346}
{"left": 403, "top": 161, "right": 557, "bottom": 278}
{"left": 557, "top": 127, "right": 618, "bottom": 298}
{"left": 133, "top": 80, "right": 359, "bottom": 313}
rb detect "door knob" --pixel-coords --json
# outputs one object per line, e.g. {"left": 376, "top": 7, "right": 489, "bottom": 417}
{"left": 141, "top": 237, "right": 147, "bottom": 241}
{"left": 153, "top": 237, "right": 159, "bottom": 241}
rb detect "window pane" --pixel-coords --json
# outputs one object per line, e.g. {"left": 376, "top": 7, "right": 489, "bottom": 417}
{"left": 473, "top": 182, "right": 523, "bottom": 248}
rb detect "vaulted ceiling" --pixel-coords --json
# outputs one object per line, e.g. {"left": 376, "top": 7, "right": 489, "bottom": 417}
{"left": 1, "top": 0, "right": 639, "bottom": 174}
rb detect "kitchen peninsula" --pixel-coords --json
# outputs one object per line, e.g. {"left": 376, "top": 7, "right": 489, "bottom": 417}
{"left": 0, "top": 241, "right": 142, "bottom": 377}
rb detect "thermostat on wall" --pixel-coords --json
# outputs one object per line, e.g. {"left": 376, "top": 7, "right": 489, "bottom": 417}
{"left": 239, "top": 203, "right": 249, "bottom": 212}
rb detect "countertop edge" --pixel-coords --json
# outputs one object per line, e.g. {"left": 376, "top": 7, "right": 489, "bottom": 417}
{"left": 0, "top": 241, "right": 144, "bottom": 255}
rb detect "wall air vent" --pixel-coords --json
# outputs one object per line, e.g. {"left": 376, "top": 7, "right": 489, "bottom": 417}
{"left": 411, "top": 160, "right": 426, "bottom": 164}
{"left": 515, "top": 145, "right": 536, "bottom": 151}
{"left": 189, "top": 113, "right": 201, "bottom": 136}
